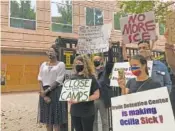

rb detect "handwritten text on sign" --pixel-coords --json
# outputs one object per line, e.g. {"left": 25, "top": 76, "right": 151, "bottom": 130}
{"left": 60, "top": 79, "right": 92, "bottom": 102}
{"left": 110, "top": 61, "right": 153, "bottom": 87}
{"left": 166, "top": 12, "right": 175, "bottom": 45}
{"left": 111, "top": 87, "right": 175, "bottom": 131}
{"left": 77, "top": 24, "right": 112, "bottom": 54}
{"left": 120, "top": 11, "right": 156, "bottom": 44}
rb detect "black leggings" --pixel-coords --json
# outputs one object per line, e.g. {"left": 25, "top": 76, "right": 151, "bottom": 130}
{"left": 71, "top": 115, "right": 95, "bottom": 131}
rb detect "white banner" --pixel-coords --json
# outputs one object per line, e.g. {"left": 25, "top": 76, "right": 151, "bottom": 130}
{"left": 77, "top": 23, "right": 112, "bottom": 54}
{"left": 110, "top": 61, "right": 153, "bottom": 87}
{"left": 111, "top": 87, "right": 175, "bottom": 131}
{"left": 120, "top": 11, "right": 156, "bottom": 44}
{"left": 59, "top": 79, "right": 92, "bottom": 102}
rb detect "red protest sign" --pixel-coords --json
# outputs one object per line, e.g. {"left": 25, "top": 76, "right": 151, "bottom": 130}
{"left": 120, "top": 11, "right": 156, "bottom": 44}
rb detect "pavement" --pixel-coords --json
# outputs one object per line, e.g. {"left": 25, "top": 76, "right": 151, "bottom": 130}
{"left": 1, "top": 92, "right": 103, "bottom": 131}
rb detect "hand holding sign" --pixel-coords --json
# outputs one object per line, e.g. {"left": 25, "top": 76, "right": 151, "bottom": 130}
{"left": 60, "top": 79, "right": 92, "bottom": 102}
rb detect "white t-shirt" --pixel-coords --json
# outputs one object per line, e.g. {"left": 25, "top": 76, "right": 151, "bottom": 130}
{"left": 38, "top": 61, "right": 66, "bottom": 86}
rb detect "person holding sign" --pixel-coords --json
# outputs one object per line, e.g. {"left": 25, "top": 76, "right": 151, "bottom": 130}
{"left": 118, "top": 54, "right": 161, "bottom": 94}
{"left": 93, "top": 41, "right": 114, "bottom": 131}
{"left": 69, "top": 55, "right": 100, "bottom": 131}
{"left": 37, "top": 44, "right": 67, "bottom": 131}
{"left": 138, "top": 40, "right": 172, "bottom": 93}
{"left": 164, "top": 29, "right": 175, "bottom": 119}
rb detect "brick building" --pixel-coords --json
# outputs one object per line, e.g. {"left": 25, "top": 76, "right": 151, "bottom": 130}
{"left": 1, "top": 0, "right": 122, "bottom": 92}
{"left": 0, "top": 0, "right": 166, "bottom": 92}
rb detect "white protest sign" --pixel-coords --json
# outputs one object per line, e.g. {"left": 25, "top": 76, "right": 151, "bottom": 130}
{"left": 110, "top": 61, "right": 153, "bottom": 87}
{"left": 111, "top": 87, "right": 175, "bottom": 131}
{"left": 120, "top": 11, "right": 156, "bottom": 44}
{"left": 59, "top": 79, "right": 92, "bottom": 102}
{"left": 77, "top": 23, "right": 112, "bottom": 54}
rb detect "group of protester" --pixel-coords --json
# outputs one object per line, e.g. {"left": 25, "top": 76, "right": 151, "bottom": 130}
{"left": 37, "top": 37, "right": 175, "bottom": 131}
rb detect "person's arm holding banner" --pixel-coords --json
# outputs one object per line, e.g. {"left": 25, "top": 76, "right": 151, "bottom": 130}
{"left": 105, "top": 39, "right": 114, "bottom": 74}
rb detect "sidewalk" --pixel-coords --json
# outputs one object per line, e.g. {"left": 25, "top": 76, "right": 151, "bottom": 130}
{"left": 1, "top": 92, "right": 103, "bottom": 131}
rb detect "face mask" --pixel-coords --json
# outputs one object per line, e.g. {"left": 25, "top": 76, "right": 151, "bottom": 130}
{"left": 94, "top": 61, "right": 101, "bottom": 67}
{"left": 76, "top": 65, "right": 84, "bottom": 73}
{"left": 131, "top": 66, "right": 142, "bottom": 76}
{"left": 48, "top": 53, "right": 56, "bottom": 59}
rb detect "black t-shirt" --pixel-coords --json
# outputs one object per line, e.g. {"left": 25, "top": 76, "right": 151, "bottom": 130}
{"left": 126, "top": 78, "right": 161, "bottom": 93}
{"left": 70, "top": 74, "right": 99, "bottom": 117}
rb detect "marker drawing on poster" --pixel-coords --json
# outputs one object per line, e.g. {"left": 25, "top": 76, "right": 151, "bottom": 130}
{"left": 110, "top": 61, "right": 153, "bottom": 87}
{"left": 120, "top": 11, "right": 156, "bottom": 44}
{"left": 60, "top": 79, "right": 92, "bottom": 102}
{"left": 77, "top": 23, "right": 112, "bottom": 54}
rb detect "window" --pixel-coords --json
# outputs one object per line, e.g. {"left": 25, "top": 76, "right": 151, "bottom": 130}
{"left": 10, "top": 0, "right": 36, "bottom": 30}
{"left": 51, "top": 0, "right": 72, "bottom": 33}
{"left": 86, "top": 7, "right": 103, "bottom": 26}
{"left": 114, "top": 12, "right": 127, "bottom": 30}
{"left": 159, "top": 23, "right": 165, "bottom": 35}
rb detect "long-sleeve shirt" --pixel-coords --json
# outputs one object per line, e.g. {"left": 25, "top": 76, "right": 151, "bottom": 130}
{"left": 96, "top": 48, "right": 114, "bottom": 107}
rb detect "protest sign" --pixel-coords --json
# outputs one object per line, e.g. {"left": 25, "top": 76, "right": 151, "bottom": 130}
{"left": 166, "top": 12, "right": 175, "bottom": 45}
{"left": 77, "top": 23, "right": 112, "bottom": 54}
{"left": 59, "top": 79, "right": 92, "bottom": 102}
{"left": 120, "top": 11, "right": 156, "bottom": 44}
{"left": 110, "top": 61, "right": 153, "bottom": 87}
{"left": 111, "top": 87, "right": 175, "bottom": 131}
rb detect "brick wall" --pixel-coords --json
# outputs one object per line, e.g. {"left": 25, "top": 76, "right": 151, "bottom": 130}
{"left": 0, "top": 0, "right": 123, "bottom": 52}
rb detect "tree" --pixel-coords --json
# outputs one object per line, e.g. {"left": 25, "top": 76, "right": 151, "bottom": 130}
{"left": 10, "top": 0, "right": 36, "bottom": 20}
{"left": 56, "top": 0, "right": 72, "bottom": 25}
{"left": 10, "top": 0, "right": 20, "bottom": 18}
{"left": 119, "top": 1, "right": 175, "bottom": 24}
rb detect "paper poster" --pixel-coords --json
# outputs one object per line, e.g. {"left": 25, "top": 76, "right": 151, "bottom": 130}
{"left": 111, "top": 87, "right": 175, "bottom": 131}
{"left": 60, "top": 79, "right": 92, "bottom": 102}
{"left": 166, "top": 12, "right": 175, "bottom": 45}
{"left": 77, "top": 23, "right": 112, "bottom": 54}
{"left": 120, "top": 11, "right": 156, "bottom": 44}
{"left": 110, "top": 61, "right": 153, "bottom": 87}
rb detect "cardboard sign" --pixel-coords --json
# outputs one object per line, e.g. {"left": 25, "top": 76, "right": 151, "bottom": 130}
{"left": 111, "top": 87, "right": 175, "bottom": 131}
{"left": 60, "top": 79, "right": 92, "bottom": 102}
{"left": 120, "top": 11, "right": 156, "bottom": 44}
{"left": 166, "top": 12, "right": 175, "bottom": 45}
{"left": 77, "top": 23, "right": 112, "bottom": 54}
{"left": 110, "top": 61, "right": 153, "bottom": 87}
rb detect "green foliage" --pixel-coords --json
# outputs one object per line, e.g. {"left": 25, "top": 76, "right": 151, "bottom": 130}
{"left": 86, "top": 7, "right": 94, "bottom": 26}
{"left": 10, "top": 0, "right": 36, "bottom": 20}
{"left": 86, "top": 7, "right": 103, "bottom": 26}
{"left": 119, "top": 1, "right": 174, "bottom": 24}
{"left": 114, "top": 12, "right": 127, "bottom": 30}
{"left": 56, "top": 0, "right": 72, "bottom": 24}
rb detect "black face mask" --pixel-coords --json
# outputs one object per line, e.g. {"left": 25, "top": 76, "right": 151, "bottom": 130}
{"left": 94, "top": 61, "right": 101, "bottom": 67}
{"left": 48, "top": 53, "right": 56, "bottom": 59}
{"left": 76, "top": 65, "right": 84, "bottom": 73}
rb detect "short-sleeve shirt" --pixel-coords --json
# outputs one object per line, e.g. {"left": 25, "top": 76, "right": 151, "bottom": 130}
{"left": 126, "top": 78, "right": 161, "bottom": 93}
{"left": 37, "top": 61, "right": 66, "bottom": 86}
{"left": 70, "top": 74, "right": 99, "bottom": 117}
